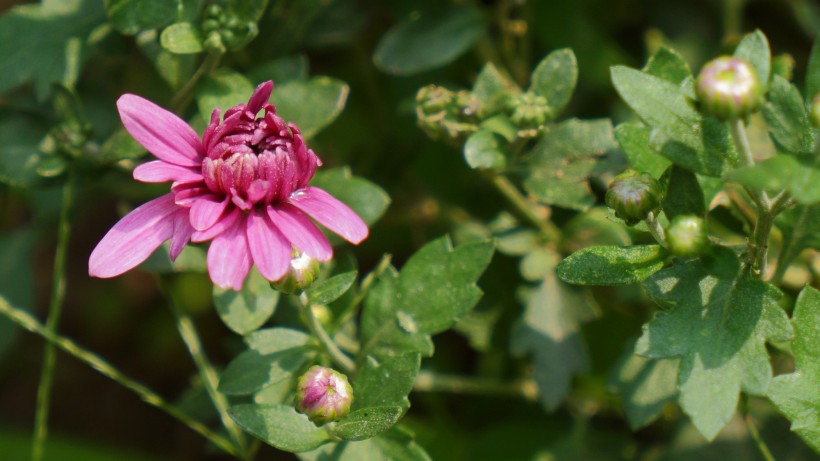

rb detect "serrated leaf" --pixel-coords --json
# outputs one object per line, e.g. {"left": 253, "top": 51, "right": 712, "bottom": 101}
{"left": 0, "top": 0, "right": 104, "bottom": 98}
{"left": 768, "top": 286, "right": 820, "bottom": 453}
{"left": 661, "top": 165, "right": 705, "bottom": 219}
{"left": 733, "top": 30, "right": 771, "bottom": 87}
{"left": 529, "top": 48, "right": 578, "bottom": 116}
{"left": 557, "top": 245, "right": 666, "bottom": 286}
{"left": 464, "top": 130, "right": 506, "bottom": 169}
{"left": 609, "top": 343, "right": 678, "bottom": 430}
{"left": 139, "top": 242, "right": 207, "bottom": 273}
{"left": 373, "top": 6, "right": 486, "bottom": 75}
{"left": 308, "top": 271, "right": 357, "bottom": 305}
{"left": 511, "top": 270, "right": 597, "bottom": 411}
{"left": 298, "top": 428, "right": 432, "bottom": 461}
{"left": 523, "top": 118, "right": 615, "bottom": 211}
{"left": 213, "top": 269, "right": 279, "bottom": 335}
{"left": 229, "top": 403, "right": 330, "bottom": 452}
{"left": 643, "top": 46, "right": 691, "bottom": 85}
{"left": 730, "top": 154, "right": 820, "bottom": 204}
{"left": 309, "top": 168, "right": 390, "bottom": 228}
{"left": 0, "top": 112, "right": 48, "bottom": 187}
{"left": 330, "top": 406, "right": 404, "bottom": 441}
{"left": 360, "top": 237, "right": 494, "bottom": 359}
{"left": 160, "top": 22, "right": 203, "bottom": 54}
{"left": 353, "top": 353, "right": 420, "bottom": 411}
{"left": 611, "top": 66, "right": 738, "bottom": 177}
{"left": 637, "top": 263, "right": 794, "bottom": 440}
{"left": 807, "top": 33, "right": 820, "bottom": 99}
{"left": 472, "top": 62, "right": 517, "bottom": 116}
{"left": 614, "top": 122, "right": 671, "bottom": 178}
{"left": 105, "top": 0, "right": 180, "bottom": 35}
{"left": 762, "top": 75, "right": 815, "bottom": 155}
{"left": 271, "top": 77, "right": 349, "bottom": 138}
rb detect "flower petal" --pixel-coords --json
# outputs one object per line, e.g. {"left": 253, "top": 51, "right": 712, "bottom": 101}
{"left": 207, "top": 216, "right": 252, "bottom": 290}
{"left": 117, "top": 94, "right": 203, "bottom": 167}
{"left": 247, "top": 209, "right": 291, "bottom": 281}
{"left": 89, "top": 193, "right": 178, "bottom": 278}
{"left": 169, "top": 209, "right": 194, "bottom": 260}
{"left": 191, "top": 207, "right": 241, "bottom": 242}
{"left": 133, "top": 160, "right": 203, "bottom": 183}
{"left": 190, "top": 194, "right": 229, "bottom": 231}
{"left": 268, "top": 204, "right": 332, "bottom": 261}
{"left": 247, "top": 81, "right": 273, "bottom": 114}
{"left": 289, "top": 187, "right": 369, "bottom": 244}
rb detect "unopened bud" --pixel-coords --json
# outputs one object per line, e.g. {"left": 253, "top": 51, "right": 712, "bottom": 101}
{"left": 696, "top": 56, "right": 763, "bottom": 120}
{"left": 272, "top": 252, "right": 320, "bottom": 294}
{"left": 666, "top": 215, "right": 708, "bottom": 257}
{"left": 506, "top": 92, "right": 552, "bottom": 138}
{"left": 296, "top": 366, "right": 353, "bottom": 425}
{"left": 416, "top": 86, "right": 479, "bottom": 141}
{"left": 605, "top": 170, "right": 662, "bottom": 226}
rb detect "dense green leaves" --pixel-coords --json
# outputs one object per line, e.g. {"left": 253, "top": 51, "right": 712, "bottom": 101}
{"left": 329, "top": 406, "right": 404, "bottom": 441}
{"left": 373, "top": 6, "right": 486, "bottom": 75}
{"left": 637, "top": 263, "right": 794, "bottom": 440}
{"left": 352, "top": 353, "right": 420, "bottom": 411}
{"left": 768, "top": 286, "right": 820, "bottom": 453}
{"left": 464, "top": 130, "right": 506, "bottom": 169}
{"left": 0, "top": 113, "right": 48, "bottom": 187}
{"left": 610, "top": 346, "right": 678, "bottom": 430}
{"left": 730, "top": 155, "right": 820, "bottom": 204}
{"left": 775, "top": 204, "right": 820, "bottom": 275}
{"left": 529, "top": 48, "right": 578, "bottom": 116}
{"left": 523, "top": 118, "right": 615, "bottom": 211}
{"left": 298, "top": 428, "right": 431, "bottom": 461}
{"left": 308, "top": 271, "right": 357, "bottom": 305}
{"left": 271, "top": 77, "right": 349, "bottom": 138}
{"left": 614, "top": 122, "right": 671, "bottom": 178}
{"left": 228, "top": 403, "right": 330, "bottom": 452}
{"left": 661, "top": 165, "right": 705, "bottom": 219}
{"left": 611, "top": 66, "right": 738, "bottom": 177}
{"left": 213, "top": 269, "right": 279, "bottom": 335}
{"left": 105, "top": 0, "right": 180, "bottom": 35}
{"left": 733, "top": 30, "right": 771, "bottom": 88}
{"left": 557, "top": 245, "right": 666, "bottom": 285}
{"left": 196, "top": 70, "right": 255, "bottom": 116}
{"left": 643, "top": 46, "right": 691, "bottom": 84}
{"left": 762, "top": 75, "right": 815, "bottom": 155}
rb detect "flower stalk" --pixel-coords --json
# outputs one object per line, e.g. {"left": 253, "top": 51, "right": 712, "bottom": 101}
{"left": 413, "top": 370, "right": 537, "bottom": 401}
{"left": 645, "top": 211, "right": 667, "bottom": 248}
{"left": 298, "top": 292, "right": 355, "bottom": 374}
{"left": 483, "top": 171, "right": 560, "bottom": 240}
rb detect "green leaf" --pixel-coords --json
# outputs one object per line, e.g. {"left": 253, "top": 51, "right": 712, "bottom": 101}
{"left": 196, "top": 70, "right": 254, "bottom": 118}
{"left": 661, "top": 165, "right": 705, "bottom": 219}
{"left": 464, "top": 130, "right": 506, "bottom": 169}
{"left": 611, "top": 66, "right": 738, "bottom": 177}
{"left": 228, "top": 403, "right": 330, "bottom": 452}
{"left": 309, "top": 168, "right": 390, "bottom": 227}
{"left": 248, "top": 55, "right": 309, "bottom": 85}
{"left": 139, "top": 242, "right": 207, "bottom": 273}
{"left": 643, "top": 46, "right": 691, "bottom": 85}
{"left": 807, "top": 33, "right": 820, "bottom": 99}
{"left": 353, "top": 353, "right": 420, "bottom": 411}
{"left": 218, "top": 347, "right": 314, "bottom": 395}
{"left": 271, "top": 77, "right": 349, "bottom": 138}
{"left": 609, "top": 343, "right": 678, "bottom": 430}
{"left": 768, "top": 286, "right": 820, "bottom": 453}
{"left": 105, "top": 0, "right": 180, "bottom": 35}
{"left": 529, "top": 48, "right": 578, "bottom": 116}
{"left": 0, "top": 112, "right": 48, "bottom": 187}
{"left": 245, "top": 327, "right": 310, "bottom": 352}
{"left": 733, "top": 30, "right": 771, "bottom": 87}
{"left": 160, "top": 22, "right": 203, "bottom": 54}
{"left": 523, "top": 118, "right": 615, "bottom": 211}
{"left": 329, "top": 406, "right": 404, "bottom": 441}
{"left": 373, "top": 6, "right": 486, "bottom": 75}
{"left": 0, "top": 230, "right": 35, "bottom": 355}
{"left": 298, "top": 428, "right": 431, "bottom": 461}
{"left": 360, "top": 237, "right": 494, "bottom": 359}
{"left": 614, "top": 122, "right": 671, "bottom": 178}
{"left": 308, "top": 271, "right": 357, "bottom": 305}
{"left": 775, "top": 204, "right": 820, "bottom": 275}
{"left": 0, "top": 0, "right": 104, "bottom": 98}
{"left": 637, "top": 264, "right": 794, "bottom": 440}
{"left": 226, "top": 0, "right": 268, "bottom": 22}
{"left": 511, "top": 270, "right": 597, "bottom": 411}
{"left": 730, "top": 154, "right": 820, "bottom": 204}
{"left": 213, "top": 269, "right": 279, "bottom": 335}
{"left": 472, "top": 62, "right": 517, "bottom": 116}
{"left": 556, "top": 245, "right": 666, "bottom": 286}
{"left": 762, "top": 75, "right": 815, "bottom": 155}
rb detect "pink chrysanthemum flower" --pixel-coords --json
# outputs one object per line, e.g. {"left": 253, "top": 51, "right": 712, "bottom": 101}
{"left": 89, "top": 81, "right": 368, "bottom": 290}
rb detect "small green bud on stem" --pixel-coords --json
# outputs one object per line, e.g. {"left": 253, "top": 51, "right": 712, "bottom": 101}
{"left": 605, "top": 170, "right": 662, "bottom": 226}
{"left": 666, "top": 215, "right": 709, "bottom": 257}
{"left": 696, "top": 56, "right": 763, "bottom": 120}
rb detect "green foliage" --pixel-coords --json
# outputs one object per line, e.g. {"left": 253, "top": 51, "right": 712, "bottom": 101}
{"left": 643, "top": 46, "right": 691, "bottom": 84}
{"left": 661, "top": 165, "right": 705, "bottom": 219}
{"left": 213, "top": 269, "right": 279, "bottom": 335}
{"left": 329, "top": 406, "right": 405, "bottom": 441}
{"left": 271, "top": 77, "right": 349, "bottom": 139}
{"left": 0, "top": 112, "right": 49, "bottom": 187}
{"left": 352, "top": 353, "right": 420, "bottom": 411}
{"left": 298, "top": 428, "right": 431, "bottom": 461}
{"left": 464, "top": 130, "right": 506, "bottom": 169}
{"left": 105, "top": 0, "right": 180, "bottom": 35}
{"left": 731, "top": 155, "right": 820, "bottom": 204}
{"left": 0, "top": 231, "right": 35, "bottom": 355}
{"left": 733, "top": 30, "right": 771, "bottom": 88}
{"left": 160, "top": 22, "right": 204, "bottom": 54}
{"left": 614, "top": 122, "right": 672, "bottom": 178}
{"left": 308, "top": 271, "right": 358, "bottom": 305}
{"left": 228, "top": 403, "right": 331, "bottom": 452}
{"left": 637, "top": 263, "right": 794, "bottom": 440}
{"left": 762, "top": 75, "right": 815, "bottom": 155}
{"left": 768, "top": 286, "right": 820, "bottom": 453}
{"left": 610, "top": 345, "right": 678, "bottom": 430}
{"left": 556, "top": 245, "right": 666, "bottom": 285}
{"left": 529, "top": 48, "right": 578, "bottom": 117}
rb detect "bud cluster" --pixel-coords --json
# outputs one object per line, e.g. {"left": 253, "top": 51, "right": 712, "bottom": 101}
{"left": 605, "top": 170, "right": 662, "bottom": 226}
{"left": 505, "top": 91, "right": 552, "bottom": 138}
{"left": 201, "top": 3, "right": 258, "bottom": 54}
{"left": 272, "top": 252, "right": 321, "bottom": 294}
{"left": 416, "top": 85, "right": 480, "bottom": 142}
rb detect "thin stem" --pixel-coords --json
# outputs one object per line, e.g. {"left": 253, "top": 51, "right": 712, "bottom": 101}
{"left": 0, "top": 298, "right": 239, "bottom": 458}
{"left": 752, "top": 208, "right": 775, "bottom": 279}
{"left": 299, "top": 293, "right": 355, "bottom": 374}
{"left": 482, "top": 171, "right": 560, "bottom": 240}
{"left": 333, "top": 254, "right": 393, "bottom": 333}
{"left": 730, "top": 120, "right": 771, "bottom": 208}
{"left": 159, "top": 277, "right": 249, "bottom": 459}
{"left": 722, "top": 0, "right": 745, "bottom": 41}
{"left": 32, "top": 166, "right": 76, "bottom": 461}
{"left": 413, "top": 370, "right": 537, "bottom": 400}
{"left": 741, "top": 396, "right": 777, "bottom": 461}
{"left": 170, "top": 53, "right": 221, "bottom": 114}
{"left": 645, "top": 211, "right": 668, "bottom": 248}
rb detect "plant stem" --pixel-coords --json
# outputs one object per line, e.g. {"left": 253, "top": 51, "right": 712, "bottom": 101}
{"left": 645, "top": 211, "right": 668, "bottom": 248}
{"left": 413, "top": 370, "right": 537, "bottom": 400}
{"left": 482, "top": 171, "right": 560, "bottom": 240}
{"left": 741, "top": 396, "right": 777, "bottom": 461}
{"left": 298, "top": 293, "right": 355, "bottom": 374}
{"left": 0, "top": 298, "right": 240, "bottom": 458}
{"left": 333, "top": 254, "right": 392, "bottom": 333}
{"left": 32, "top": 166, "right": 75, "bottom": 461}
{"left": 751, "top": 208, "right": 775, "bottom": 279}
{"left": 171, "top": 53, "right": 221, "bottom": 114}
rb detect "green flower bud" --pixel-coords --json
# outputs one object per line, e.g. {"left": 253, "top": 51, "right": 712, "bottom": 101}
{"left": 203, "top": 31, "right": 227, "bottom": 55}
{"left": 296, "top": 366, "right": 353, "bottom": 425}
{"left": 696, "top": 56, "right": 763, "bottom": 120}
{"left": 605, "top": 170, "right": 662, "bottom": 226}
{"left": 506, "top": 91, "right": 552, "bottom": 138}
{"left": 666, "top": 215, "right": 708, "bottom": 257}
{"left": 415, "top": 85, "right": 479, "bottom": 141}
{"left": 810, "top": 94, "right": 820, "bottom": 129}
{"left": 272, "top": 252, "right": 321, "bottom": 294}
{"left": 771, "top": 53, "right": 795, "bottom": 81}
